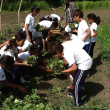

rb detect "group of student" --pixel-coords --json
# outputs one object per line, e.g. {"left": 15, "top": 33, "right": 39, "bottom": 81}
{"left": 0, "top": 4, "right": 101, "bottom": 108}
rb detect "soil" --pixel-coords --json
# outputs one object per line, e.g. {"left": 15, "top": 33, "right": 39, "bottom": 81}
{"left": 1, "top": 9, "right": 110, "bottom": 107}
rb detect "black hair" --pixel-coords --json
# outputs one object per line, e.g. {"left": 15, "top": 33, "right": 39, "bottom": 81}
{"left": 73, "top": 9, "right": 83, "bottom": 18}
{"left": 5, "top": 32, "right": 26, "bottom": 52}
{"left": 0, "top": 55, "right": 14, "bottom": 67}
{"left": 53, "top": 18, "right": 58, "bottom": 22}
{"left": 87, "top": 13, "right": 101, "bottom": 25}
{"left": 60, "top": 17, "right": 63, "bottom": 21}
{"left": 42, "top": 30, "right": 48, "bottom": 37}
{"left": 52, "top": 21, "right": 58, "bottom": 28}
{"left": 31, "top": 5, "right": 40, "bottom": 13}
{"left": 64, "top": 32, "right": 71, "bottom": 41}
{"left": 30, "top": 44, "right": 40, "bottom": 52}
{"left": 48, "top": 41, "right": 63, "bottom": 55}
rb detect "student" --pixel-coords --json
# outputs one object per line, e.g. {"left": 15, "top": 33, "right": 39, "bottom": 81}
{"left": 87, "top": 13, "right": 100, "bottom": 58}
{"left": 0, "top": 32, "right": 28, "bottom": 66}
{"left": 48, "top": 41, "right": 92, "bottom": 108}
{"left": 38, "top": 20, "right": 58, "bottom": 30}
{"left": 73, "top": 9, "right": 91, "bottom": 53}
{"left": 14, "top": 44, "right": 51, "bottom": 78}
{"left": 0, "top": 55, "right": 27, "bottom": 93}
{"left": 22, "top": 5, "right": 40, "bottom": 43}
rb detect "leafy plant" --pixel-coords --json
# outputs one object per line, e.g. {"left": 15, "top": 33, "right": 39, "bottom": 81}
{"left": 69, "top": 23, "right": 75, "bottom": 29}
{"left": 26, "top": 55, "right": 38, "bottom": 67}
{"left": 34, "top": 24, "right": 44, "bottom": 33}
{"left": 50, "top": 86, "right": 61, "bottom": 94}
{"left": 48, "top": 57, "right": 64, "bottom": 74}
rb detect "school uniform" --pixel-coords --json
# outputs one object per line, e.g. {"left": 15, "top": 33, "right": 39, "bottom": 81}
{"left": 49, "top": 14, "right": 60, "bottom": 21}
{"left": 78, "top": 20, "right": 90, "bottom": 53}
{"left": 38, "top": 20, "right": 52, "bottom": 29}
{"left": 63, "top": 47, "right": 92, "bottom": 106}
{"left": 88, "top": 22, "right": 97, "bottom": 57}
{"left": 20, "top": 14, "right": 35, "bottom": 43}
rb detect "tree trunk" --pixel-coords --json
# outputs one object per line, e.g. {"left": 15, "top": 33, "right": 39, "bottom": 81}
{"left": 18, "top": 0, "right": 23, "bottom": 26}
{"left": 0, "top": 0, "right": 3, "bottom": 35}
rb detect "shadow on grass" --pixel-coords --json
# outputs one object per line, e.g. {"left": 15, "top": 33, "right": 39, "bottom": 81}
{"left": 82, "top": 82, "right": 104, "bottom": 104}
{"left": 89, "top": 56, "right": 103, "bottom": 77}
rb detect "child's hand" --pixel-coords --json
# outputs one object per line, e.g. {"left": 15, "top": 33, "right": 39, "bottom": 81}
{"left": 46, "top": 69, "right": 51, "bottom": 72}
{"left": 28, "top": 37, "right": 31, "bottom": 43}
{"left": 46, "top": 66, "right": 49, "bottom": 69}
{"left": 23, "top": 61, "right": 30, "bottom": 66}
{"left": 19, "top": 86, "right": 27, "bottom": 94}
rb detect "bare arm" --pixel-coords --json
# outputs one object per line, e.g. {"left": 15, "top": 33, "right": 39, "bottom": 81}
{"left": 40, "top": 37, "right": 45, "bottom": 50}
{"left": 25, "top": 24, "right": 31, "bottom": 42}
{"left": 62, "top": 63, "right": 77, "bottom": 73}
{"left": 82, "top": 28, "right": 91, "bottom": 41}
{"left": 90, "top": 30, "right": 97, "bottom": 38}
{"left": 2, "top": 80, "right": 27, "bottom": 93}
{"left": 0, "top": 41, "right": 9, "bottom": 49}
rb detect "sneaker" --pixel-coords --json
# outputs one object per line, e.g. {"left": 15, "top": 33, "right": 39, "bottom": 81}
{"left": 68, "top": 74, "right": 73, "bottom": 80}
{"left": 20, "top": 76, "right": 27, "bottom": 83}
{"left": 67, "top": 85, "right": 74, "bottom": 90}
{"left": 66, "top": 94, "right": 73, "bottom": 98}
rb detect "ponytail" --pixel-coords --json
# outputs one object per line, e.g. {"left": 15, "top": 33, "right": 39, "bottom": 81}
{"left": 5, "top": 32, "right": 26, "bottom": 52}
{"left": 87, "top": 13, "right": 101, "bottom": 25}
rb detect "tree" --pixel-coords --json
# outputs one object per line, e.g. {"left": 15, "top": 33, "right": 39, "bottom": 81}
{"left": 18, "top": 0, "right": 23, "bottom": 26}
{"left": 0, "top": 0, "right": 3, "bottom": 35}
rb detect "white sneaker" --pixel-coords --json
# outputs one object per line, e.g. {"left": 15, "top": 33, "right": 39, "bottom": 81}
{"left": 20, "top": 76, "right": 27, "bottom": 83}
{"left": 68, "top": 74, "right": 73, "bottom": 80}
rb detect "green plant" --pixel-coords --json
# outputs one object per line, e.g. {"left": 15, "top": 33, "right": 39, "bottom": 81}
{"left": 26, "top": 55, "right": 38, "bottom": 67}
{"left": 69, "top": 23, "right": 75, "bottom": 29}
{"left": 34, "top": 24, "right": 44, "bottom": 33}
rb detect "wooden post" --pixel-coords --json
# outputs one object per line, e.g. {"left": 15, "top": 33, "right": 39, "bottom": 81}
{"left": 18, "top": 0, "right": 22, "bottom": 26}
{"left": 0, "top": 0, "right": 3, "bottom": 35}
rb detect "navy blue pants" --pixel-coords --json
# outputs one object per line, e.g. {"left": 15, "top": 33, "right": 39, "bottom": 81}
{"left": 83, "top": 44, "right": 90, "bottom": 53}
{"left": 73, "top": 69, "right": 88, "bottom": 106}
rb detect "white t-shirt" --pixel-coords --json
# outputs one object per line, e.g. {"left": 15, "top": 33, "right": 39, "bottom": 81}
{"left": 62, "top": 39, "right": 85, "bottom": 50}
{"left": 32, "top": 29, "right": 42, "bottom": 39}
{"left": 64, "top": 48, "right": 92, "bottom": 70}
{"left": 24, "top": 14, "right": 35, "bottom": 32}
{"left": 17, "top": 40, "right": 32, "bottom": 51}
{"left": 38, "top": 20, "right": 52, "bottom": 29}
{"left": 0, "top": 45, "right": 18, "bottom": 58}
{"left": 15, "top": 51, "right": 30, "bottom": 62}
{"left": 0, "top": 66, "right": 6, "bottom": 81}
{"left": 78, "top": 20, "right": 90, "bottom": 44}
{"left": 70, "top": 34, "right": 78, "bottom": 41}
{"left": 90, "top": 22, "right": 97, "bottom": 42}
{"left": 49, "top": 14, "right": 60, "bottom": 21}
{"left": 65, "top": 25, "right": 71, "bottom": 33}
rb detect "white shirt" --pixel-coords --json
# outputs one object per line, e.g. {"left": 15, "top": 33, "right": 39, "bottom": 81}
{"left": 32, "top": 29, "right": 42, "bottom": 39}
{"left": 24, "top": 14, "right": 35, "bottom": 32}
{"left": 0, "top": 45, "right": 18, "bottom": 58}
{"left": 15, "top": 51, "right": 30, "bottom": 62}
{"left": 38, "top": 20, "right": 52, "bottom": 29}
{"left": 49, "top": 14, "right": 60, "bottom": 21}
{"left": 17, "top": 40, "right": 32, "bottom": 51}
{"left": 0, "top": 66, "right": 6, "bottom": 81}
{"left": 65, "top": 25, "right": 71, "bottom": 33}
{"left": 90, "top": 22, "right": 97, "bottom": 42}
{"left": 64, "top": 48, "right": 92, "bottom": 70}
{"left": 62, "top": 39, "right": 85, "bottom": 50}
{"left": 70, "top": 34, "right": 78, "bottom": 41}
{"left": 78, "top": 20, "right": 90, "bottom": 44}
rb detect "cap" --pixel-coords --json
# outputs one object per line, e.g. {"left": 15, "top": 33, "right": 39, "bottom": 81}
{"left": 64, "top": 0, "right": 68, "bottom": 3}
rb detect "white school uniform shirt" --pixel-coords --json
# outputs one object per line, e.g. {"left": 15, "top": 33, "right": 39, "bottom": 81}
{"left": 70, "top": 34, "right": 78, "bottom": 41}
{"left": 0, "top": 66, "right": 6, "bottom": 81}
{"left": 0, "top": 45, "right": 18, "bottom": 58}
{"left": 63, "top": 47, "right": 92, "bottom": 70}
{"left": 32, "top": 29, "right": 43, "bottom": 39}
{"left": 62, "top": 39, "right": 84, "bottom": 50}
{"left": 14, "top": 51, "right": 30, "bottom": 62}
{"left": 38, "top": 20, "right": 52, "bottom": 29}
{"left": 49, "top": 14, "right": 60, "bottom": 21}
{"left": 90, "top": 22, "right": 97, "bottom": 42}
{"left": 23, "top": 14, "right": 35, "bottom": 32}
{"left": 78, "top": 20, "right": 90, "bottom": 44}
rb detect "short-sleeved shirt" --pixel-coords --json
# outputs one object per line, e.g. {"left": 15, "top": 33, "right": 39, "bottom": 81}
{"left": 32, "top": 29, "right": 43, "bottom": 39}
{"left": 0, "top": 66, "right": 6, "bottom": 81}
{"left": 49, "top": 14, "right": 60, "bottom": 21}
{"left": 0, "top": 45, "right": 18, "bottom": 58}
{"left": 38, "top": 20, "right": 52, "bottom": 29}
{"left": 63, "top": 48, "right": 92, "bottom": 70}
{"left": 90, "top": 22, "right": 97, "bottom": 42}
{"left": 24, "top": 14, "right": 35, "bottom": 32}
{"left": 78, "top": 20, "right": 90, "bottom": 44}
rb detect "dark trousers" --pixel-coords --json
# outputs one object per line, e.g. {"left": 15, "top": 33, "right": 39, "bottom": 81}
{"left": 88, "top": 42, "right": 96, "bottom": 58}
{"left": 83, "top": 44, "right": 90, "bottom": 53}
{"left": 19, "top": 29, "right": 33, "bottom": 43}
{"left": 73, "top": 69, "right": 88, "bottom": 106}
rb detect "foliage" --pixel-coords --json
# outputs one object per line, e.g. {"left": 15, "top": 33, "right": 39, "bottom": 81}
{"left": 50, "top": 87, "right": 61, "bottom": 94}
{"left": 69, "top": 23, "right": 75, "bottom": 29}
{"left": 34, "top": 24, "right": 44, "bottom": 33}
{"left": 39, "top": 50, "right": 48, "bottom": 57}
{"left": 26, "top": 55, "right": 38, "bottom": 67}
{"left": 48, "top": 57, "right": 64, "bottom": 75}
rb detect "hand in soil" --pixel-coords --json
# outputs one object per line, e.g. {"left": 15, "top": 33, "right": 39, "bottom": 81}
{"left": 19, "top": 86, "right": 27, "bottom": 94}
